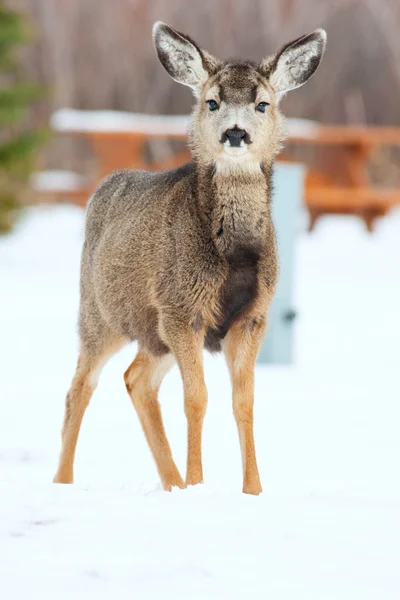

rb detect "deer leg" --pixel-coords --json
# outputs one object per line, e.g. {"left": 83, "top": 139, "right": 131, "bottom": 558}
{"left": 182, "top": 353, "right": 208, "bottom": 487}
{"left": 223, "top": 316, "right": 266, "bottom": 495}
{"left": 161, "top": 323, "right": 207, "bottom": 487}
{"left": 124, "top": 351, "right": 184, "bottom": 491}
{"left": 53, "top": 337, "right": 124, "bottom": 484}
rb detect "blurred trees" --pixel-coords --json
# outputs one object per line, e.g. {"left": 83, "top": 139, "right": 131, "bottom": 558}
{"left": 0, "top": 4, "right": 45, "bottom": 232}
{"left": 6, "top": 0, "right": 400, "bottom": 176}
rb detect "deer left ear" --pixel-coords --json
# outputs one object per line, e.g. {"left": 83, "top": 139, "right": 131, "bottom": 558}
{"left": 261, "top": 29, "right": 326, "bottom": 96}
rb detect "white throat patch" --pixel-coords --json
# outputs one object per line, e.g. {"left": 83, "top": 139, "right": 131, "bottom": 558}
{"left": 215, "top": 151, "right": 263, "bottom": 175}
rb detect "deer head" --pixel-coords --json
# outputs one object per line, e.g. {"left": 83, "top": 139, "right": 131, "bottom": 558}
{"left": 153, "top": 22, "right": 326, "bottom": 172}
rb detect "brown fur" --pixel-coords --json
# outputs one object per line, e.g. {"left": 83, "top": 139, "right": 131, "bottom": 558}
{"left": 54, "top": 22, "right": 326, "bottom": 494}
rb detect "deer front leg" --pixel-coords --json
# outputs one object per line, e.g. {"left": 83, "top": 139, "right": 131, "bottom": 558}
{"left": 223, "top": 316, "right": 266, "bottom": 495}
{"left": 162, "top": 321, "right": 207, "bottom": 487}
{"left": 183, "top": 360, "right": 208, "bottom": 487}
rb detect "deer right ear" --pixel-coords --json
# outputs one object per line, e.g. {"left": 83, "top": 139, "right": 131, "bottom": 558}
{"left": 153, "top": 22, "right": 220, "bottom": 91}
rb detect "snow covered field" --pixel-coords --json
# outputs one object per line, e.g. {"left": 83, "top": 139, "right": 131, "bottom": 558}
{"left": 1, "top": 205, "right": 400, "bottom": 599}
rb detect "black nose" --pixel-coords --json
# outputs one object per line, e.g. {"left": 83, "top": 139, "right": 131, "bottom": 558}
{"left": 224, "top": 127, "right": 248, "bottom": 147}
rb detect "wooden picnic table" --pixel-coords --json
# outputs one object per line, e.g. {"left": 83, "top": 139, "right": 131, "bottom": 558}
{"left": 285, "top": 122, "right": 400, "bottom": 230}
{"left": 45, "top": 109, "right": 400, "bottom": 231}
{"left": 51, "top": 109, "right": 190, "bottom": 178}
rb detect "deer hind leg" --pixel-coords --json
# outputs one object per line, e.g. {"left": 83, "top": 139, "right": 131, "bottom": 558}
{"left": 223, "top": 316, "right": 267, "bottom": 495}
{"left": 53, "top": 336, "right": 125, "bottom": 484}
{"left": 124, "top": 350, "right": 184, "bottom": 491}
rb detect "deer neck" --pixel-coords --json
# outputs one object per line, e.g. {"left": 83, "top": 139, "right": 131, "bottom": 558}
{"left": 195, "top": 160, "right": 273, "bottom": 258}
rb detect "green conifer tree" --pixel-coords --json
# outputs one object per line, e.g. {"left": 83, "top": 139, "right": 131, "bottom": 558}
{"left": 0, "top": 4, "right": 45, "bottom": 232}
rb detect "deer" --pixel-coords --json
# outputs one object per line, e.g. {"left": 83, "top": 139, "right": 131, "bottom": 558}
{"left": 53, "top": 22, "right": 326, "bottom": 495}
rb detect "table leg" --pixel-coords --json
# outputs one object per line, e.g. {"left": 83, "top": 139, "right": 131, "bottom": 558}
{"left": 346, "top": 143, "right": 379, "bottom": 232}
{"left": 361, "top": 209, "right": 377, "bottom": 232}
{"left": 90, "top": 136, "right": 148, "bottom": 179}
{"left": 345, "top": 143, "right": 373, "bottom": 187}
{"left": 308, "top": 207, "right": 321, "bottom": 232}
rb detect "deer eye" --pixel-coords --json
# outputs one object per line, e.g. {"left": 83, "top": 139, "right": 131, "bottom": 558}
{"left": 256, "top": 102, "right": 270, "bottom": 113}
{"left": 206, "top": 100, "right": 219, "bottom": 111}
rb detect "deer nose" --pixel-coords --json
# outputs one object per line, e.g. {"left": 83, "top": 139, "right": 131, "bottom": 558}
{"left": 223, "top": 127, "right": 248, "bottom": 147}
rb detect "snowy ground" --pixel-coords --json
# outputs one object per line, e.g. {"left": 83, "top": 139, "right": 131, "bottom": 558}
{"left": 1, "top": 205, "right": 400, "bottom": 599}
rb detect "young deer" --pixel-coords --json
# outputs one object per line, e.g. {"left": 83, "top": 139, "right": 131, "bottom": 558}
{"left": 54, "top": 22, "right": 326, "bottom": 495}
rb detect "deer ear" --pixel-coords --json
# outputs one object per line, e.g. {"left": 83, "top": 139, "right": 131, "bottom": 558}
{"left": 261, "top": 29, "right": 326, "bottom": 95}
{"left": 153, "top": 22, "right": 221, "bottom": 90}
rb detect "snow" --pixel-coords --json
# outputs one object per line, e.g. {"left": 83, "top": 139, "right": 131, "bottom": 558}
{"left": 1, "top": 204, "right": 400, "bottom": 598}
{"left": 51, "top": 108, "right": 190, "bottom": 136}
{"left": 30, "top": 170, "right": 88, "bottom": 192}
{"left": 51, "top": 108, "right": 318, "bottom": 139}
{"left": 286, "top": 117, "right": 320, "bottom": 137}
